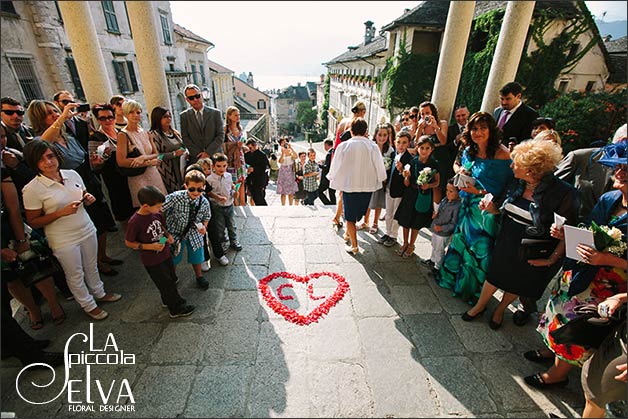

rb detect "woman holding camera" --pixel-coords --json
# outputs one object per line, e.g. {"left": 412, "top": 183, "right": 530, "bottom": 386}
{"left": 416, "top": 101, "right": 450, "bottom": 201}
{"left": 276, "top": 137, "right": 298, "bottom": 205}
{"left": 436, "top": 112, "right": 513, "bottom": 304}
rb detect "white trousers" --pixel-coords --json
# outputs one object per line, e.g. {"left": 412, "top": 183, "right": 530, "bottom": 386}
{"left": 430, "top": 233, "right": 450, "bottom": 269}
{"left": 53, "top": 233, "right": 105, "bottom": 312}
{"left": 385, "top": 188, "right": 402, "bottom": 239}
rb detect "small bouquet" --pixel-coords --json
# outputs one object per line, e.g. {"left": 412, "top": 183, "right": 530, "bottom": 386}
{"left": 383, "top": 155, "right": 393, "bottom": 171}
{"left": 587, "top": 221, "right": 627, "bottom": 257}
{"left": 416, "top": 167, "right": 436, "bottom": 186}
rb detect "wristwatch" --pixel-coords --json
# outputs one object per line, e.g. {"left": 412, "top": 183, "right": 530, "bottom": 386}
{"left": 137, "top": 243, "right": 143, "bottom": 250}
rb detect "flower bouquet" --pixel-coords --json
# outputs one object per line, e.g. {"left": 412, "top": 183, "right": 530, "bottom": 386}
{"left": 416, "top": 167, "right": 436, "bottom": 187}
{"left": 588, "top": 221, "right": 627, "bottom": 257}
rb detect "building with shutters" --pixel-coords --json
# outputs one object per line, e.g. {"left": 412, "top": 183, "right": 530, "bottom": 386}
{"left": 0, "top": 0, "right": 214, "bottom": 130}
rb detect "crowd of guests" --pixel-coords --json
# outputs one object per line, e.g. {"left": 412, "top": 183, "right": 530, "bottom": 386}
{"left": 1, "top": 79, "right": 626, "bottom": 416}
{"left": 326, "top": 81, "right": 626, "bottom": 417}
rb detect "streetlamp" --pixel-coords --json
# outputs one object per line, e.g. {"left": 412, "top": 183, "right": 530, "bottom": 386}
{"left": 201, "top": 86, "right": 211, "bottom": 102}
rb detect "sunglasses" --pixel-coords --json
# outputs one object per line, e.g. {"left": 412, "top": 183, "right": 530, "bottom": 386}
{"left": 187, "top": 187, "right": 205, "bottom": 193}
{"left": 2, "top": 109, "right": 25, "bottom": 116}
{"left": 409, "top": 114, "right": 417, "bottom": 119}
{"left": 402, "top": 118, "right": 410, "bottom": 122}
{"left": 60, "top": 99, "right": 74, "bottom": 105}
{"left": 114, "top": 102, "right": 123, "bottom": 107}
{"left": 97, "top": 116, "right": 115, "bottom": 121}
{"left": 186, "top": 94, "right": 201, "bottom": 101}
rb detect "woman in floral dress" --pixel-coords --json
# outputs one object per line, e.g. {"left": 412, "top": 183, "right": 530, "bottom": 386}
{"left": 523, "top": 141, "right": 627, "bottom": 389}
{"left": 223, "top": 106, "right": 247, "bottom": 206}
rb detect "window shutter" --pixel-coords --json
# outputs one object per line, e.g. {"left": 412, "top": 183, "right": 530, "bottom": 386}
{"left": 113, "top": 61, "right": 129, "bottom": 93}
{"left": 66, "top": 57, "right": 85, "bottom": 100}
{"left": 127, "top": 61, "right": 138, "bottom": 92}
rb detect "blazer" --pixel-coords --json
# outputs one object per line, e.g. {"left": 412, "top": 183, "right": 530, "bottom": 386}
{"left": 493, "top": 102, "right": 538, "bottom": 145}
{"left": 180, "top": 105, "right": 224, "bottom": 163}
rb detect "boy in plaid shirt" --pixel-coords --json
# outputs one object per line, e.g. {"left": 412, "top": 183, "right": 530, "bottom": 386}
{"left": 162, "top": 170, "right": 211, "bottom": 290}
{"left": 302, "top": 148, "right": 320, "bottom": 205}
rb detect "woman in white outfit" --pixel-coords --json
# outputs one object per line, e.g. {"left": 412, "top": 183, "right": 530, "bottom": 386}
{"left": 22, "top": 140, "right": 121, "bottom": 320}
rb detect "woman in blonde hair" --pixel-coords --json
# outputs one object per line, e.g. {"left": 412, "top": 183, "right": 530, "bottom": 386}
{"left": 461, "top": 139, "right": 578, "bottom": 330}
{"left": 223, "top": 106, "right": 248, "bottom": 206}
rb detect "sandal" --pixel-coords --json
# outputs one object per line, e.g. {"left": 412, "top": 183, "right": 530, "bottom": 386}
{"left": 52, "top": 306, "right": 66, "bottom": 326}
{"left": 332, "top": 218, "right": 343, "bottom": 229}
{"left": 356, "top": 222, "right": 368, "bottom": 231}
{"left": 524, "top": 350, "right": 554, "bottom": 364}
{"left": 30, "top": 319, "right": 44, "bottom": 330}
{"left": 402, "top": 244, "right": 416, "bottom": 258}
{"left": 369, "top": 224, "right": 378, "bottom": 234}
{"left": 395, "top": 244, "right": 409, "bottom": 256}
{"left": 524, "top": 373, "right": 568, "bottom": 389}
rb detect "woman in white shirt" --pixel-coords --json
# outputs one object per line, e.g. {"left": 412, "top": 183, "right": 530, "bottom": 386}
{"left": 328, "top": 118, "right": 387, "bottom": 254}
{"left": 22, "top": 140, "right": 121, "bottom": 321}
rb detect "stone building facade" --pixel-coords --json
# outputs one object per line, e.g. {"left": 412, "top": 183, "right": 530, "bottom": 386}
{"left": 207, "top": 58, "right": 235, "bottom": 116}
{"left": 1, "top": 0, "right": 214, "bottom": 130}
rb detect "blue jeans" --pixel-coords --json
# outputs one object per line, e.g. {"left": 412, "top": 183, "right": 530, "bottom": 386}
{"left": 303, "top": 190, "right": 318, "bottom": 205}
{"left": 208, "top": 203, "right": 237, "bottom": 257}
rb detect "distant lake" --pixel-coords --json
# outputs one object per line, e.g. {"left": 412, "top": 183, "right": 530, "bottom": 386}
{"left": 251, "top": 74, "right": 324, "bottom": 92}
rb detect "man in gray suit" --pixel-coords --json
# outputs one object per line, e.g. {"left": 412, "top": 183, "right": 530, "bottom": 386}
{"left": 180, "top": 84, "right": 224, "bottom": 164}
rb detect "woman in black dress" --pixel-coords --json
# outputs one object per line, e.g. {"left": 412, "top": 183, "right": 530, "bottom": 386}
{"left": 461, "top": 139, "right": 578, "bottom": 329}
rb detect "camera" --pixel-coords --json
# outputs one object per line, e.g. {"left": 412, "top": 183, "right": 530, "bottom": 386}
{"left": 424, "top": 115, "right": 431, "bottom": 123}
{"left": 76, "top": 103, "right": 90, "bottom": 113}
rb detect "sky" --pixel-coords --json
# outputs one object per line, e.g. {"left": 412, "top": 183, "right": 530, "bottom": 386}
{"left": 170, "top": 1, "right": 627, "bottom": 91}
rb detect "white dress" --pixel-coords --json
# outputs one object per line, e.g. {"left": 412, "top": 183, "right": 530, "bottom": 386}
{"left": 125, "top": 128, "right": 167, "bottom": 208}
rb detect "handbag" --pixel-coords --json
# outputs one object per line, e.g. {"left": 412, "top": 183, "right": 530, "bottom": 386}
{"left": 11, "top": 236, "right": 63, "bottom": 288}
{"left": 116, "top": 131, "right": 147, "bottom": 177}
{"left": 549, "top": 303, "right": 626, "bottom": 349}
{"left": 452, "top": 172, "right": 476, "bottom": 188}
{"left": 518, "top": 238, "right": 556, "bottom": 260}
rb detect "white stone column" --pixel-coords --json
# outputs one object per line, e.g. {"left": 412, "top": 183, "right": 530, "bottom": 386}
{"left": 126, "top": 1, "right": 170, "bottom": 113}
{"left": 431, "top": 1, "right": 476, "bottom": 123}
{"left": 57, "top": 1, "right": 112, "bottom": 103}
{"left": 481, "top": 1, "right": 536, "bottom": 113}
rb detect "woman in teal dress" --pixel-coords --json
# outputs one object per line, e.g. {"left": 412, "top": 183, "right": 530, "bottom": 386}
{"left": 436, "top": 112, "right": 513, "bottom": 304}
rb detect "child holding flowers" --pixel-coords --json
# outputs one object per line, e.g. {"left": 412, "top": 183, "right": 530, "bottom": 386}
{"left": 393, "top": 135, "right": 440, "bottom": 258}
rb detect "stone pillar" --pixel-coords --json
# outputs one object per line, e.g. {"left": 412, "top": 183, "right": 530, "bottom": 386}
{"left": 481, "top": 1, "right": 536, "bottom": 113}
{"left": 431, "top": 1, "right": 476, "bottom": 123}
{"left": 57, "top": 1, "right": 112, "bottom": 103}
{"left": 126, "top": 1, "right": 170, "bottom": 113}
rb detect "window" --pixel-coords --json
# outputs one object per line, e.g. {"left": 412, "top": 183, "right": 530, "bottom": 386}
{"left": 160, "top": 14, "right": 172, "bottom": 45}
{"left": 558, "top": 80, "right": 569, "bottom": 93}
{"left": 124, "top": 2, "right": 131, "bottom": 37}
{"left": 112, "top": 58, "right": 138, "bottom": 94}
{"left": 585, "top": 81, "right": 595, "bottom": 92}
{"left": 257, "top": 100, "right": 266, "bottom": 110}
{"left": 7, "top": 56, "right": 44, "bottom": 102}
{"left": 199, "top": 64, "right": 206, "bottom": 85}
{"left": 191, "top": 64, "right": 198, "bottom": 85}
{"left": 567, "top": 43, "right": 580, "bottom": 60}
{"left": 1, "top": 1, "right": 17, "bottom": 15}
{"left": 66, "top": 56, "right": 85, "bottom": 100}
{"left": 101, "top": 1, "right": 120, "bottom": 34}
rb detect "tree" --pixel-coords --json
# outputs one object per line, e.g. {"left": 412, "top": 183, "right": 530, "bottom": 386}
{"left": 296, "top": 101, "right": 316, "bottom": 130}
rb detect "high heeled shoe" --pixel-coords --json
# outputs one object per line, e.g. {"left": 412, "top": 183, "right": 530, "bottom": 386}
{"left": 461, "top": 307, "right": 487, "bottom": 322}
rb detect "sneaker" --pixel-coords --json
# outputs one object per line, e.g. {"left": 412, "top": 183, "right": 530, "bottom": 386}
{"left": 196, "top": 276, "right": 209, "bottom": 290}
{"left": 169, "top": 304, "right": 195, "bottom": 318}
{"left": 217, "top": 255, "right": 229, "bottom": 266}
{"left": 230, "top": 240, "right": 243, "bottom": 251}
{"left": 200, "top": 260, "right": 211, "bottom": 272}
{"left": 96, "top": 293, "right": 122, "bottom": 303}
{"left": 377, "top": 234, "right": 390, "bottom": 244}
{"left": 383, "top": 237, "right": 397, "bottom": 247}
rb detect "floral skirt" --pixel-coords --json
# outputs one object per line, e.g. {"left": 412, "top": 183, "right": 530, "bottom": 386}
{"left": 276, "top": 165, "right": 298, "bottom": 195}
{"left": 537, "top": 265, "right": 627, "bottom": 366}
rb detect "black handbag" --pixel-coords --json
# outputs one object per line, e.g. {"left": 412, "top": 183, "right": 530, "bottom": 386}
{"left": 14, "top": 238, "right": 63, "bottom": 288}
{"left": 518, "top": 238, "right": 555, "bottom": 260}
{"left": 549, "top": 303, "right": 626, "bottom": 349}
{"left": 116, "top": 132, "right": 147, "bottom": 177}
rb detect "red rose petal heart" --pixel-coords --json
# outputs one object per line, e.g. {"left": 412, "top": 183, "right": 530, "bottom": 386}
{"left": 258, "top": 271, "right": 350, "bottom": 326}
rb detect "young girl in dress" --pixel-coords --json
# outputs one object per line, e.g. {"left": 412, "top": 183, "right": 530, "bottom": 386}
{"left": 394, "top": 135, "right": 440, "bottom": 258}
{"left": 276, "top": 137, "right": 298, "bottom": 205}
{"left": 358, "top": 124, "right": 394, "bottom": 233}
{"left": 224, "top": 106, "right": 248, "bottom": 206}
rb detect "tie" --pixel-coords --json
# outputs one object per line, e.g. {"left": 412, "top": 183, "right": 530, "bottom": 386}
{"left": 497, "top": 110, "right": 509, "bottom": 130}
{"left": 196, "top": 110, "right": 203, "bottom": 128}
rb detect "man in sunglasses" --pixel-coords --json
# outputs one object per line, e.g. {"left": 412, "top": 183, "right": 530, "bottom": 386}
{"left": 53, "top": 90, "right": 93, "bottom": 152}
{"left": 1, "top": 97, "right": 36, "bottom": 193}
{"left": 180, "top": 84, "right": 224, "bottom": 164}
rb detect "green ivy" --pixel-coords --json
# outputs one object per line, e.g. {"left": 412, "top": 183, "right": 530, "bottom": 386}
{"left": 379, "top": 34, "right": 438, "bottom": 118}
{"left": 539, "top": 88, "right": 627, "bottom": 154}
{"left": 320, "top": 74, "right": 330, "bottom": 134}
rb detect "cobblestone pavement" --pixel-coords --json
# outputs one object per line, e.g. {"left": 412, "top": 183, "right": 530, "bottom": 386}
{"left": 2, "top": 166, "right": 585, "bottom": 418}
